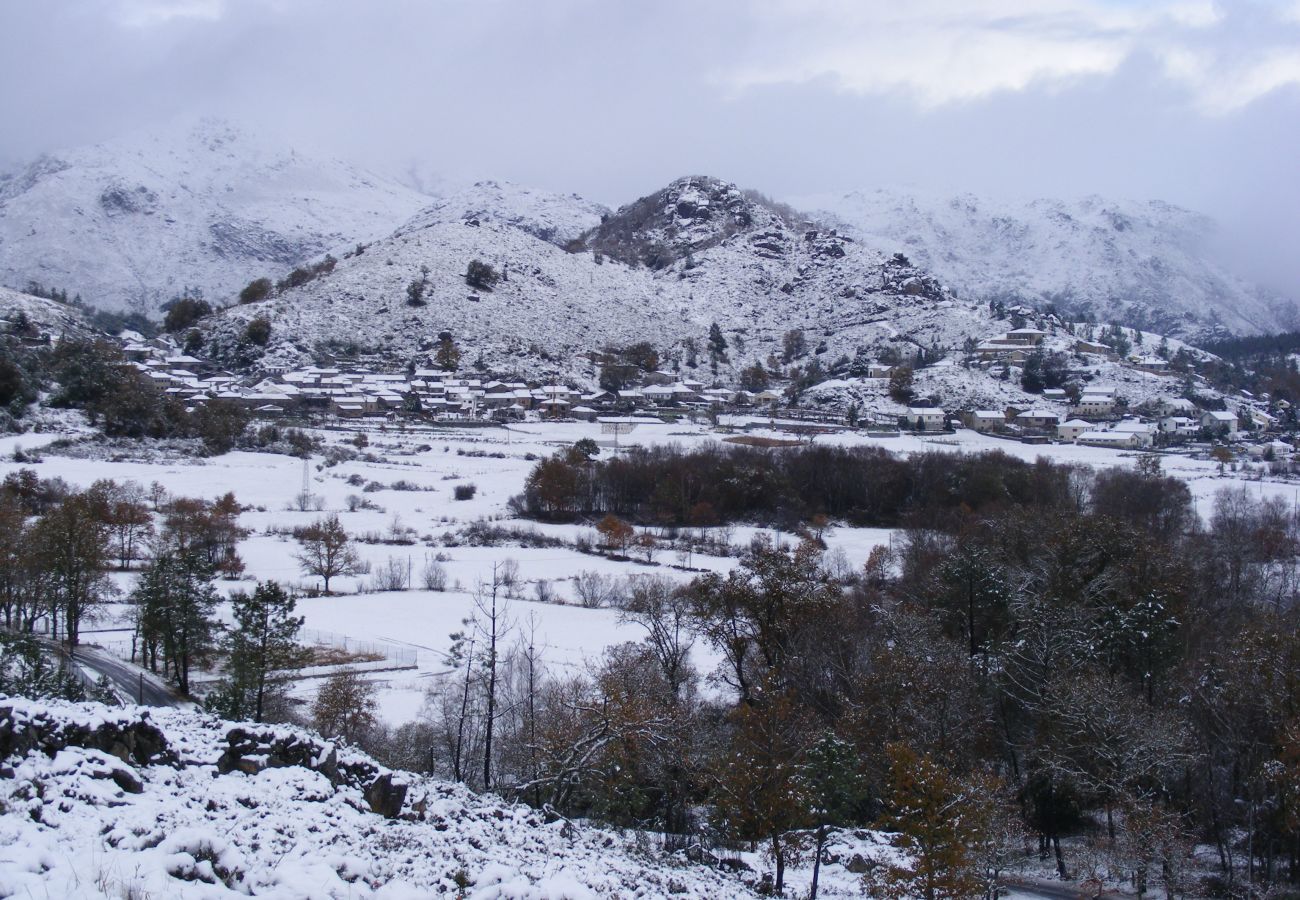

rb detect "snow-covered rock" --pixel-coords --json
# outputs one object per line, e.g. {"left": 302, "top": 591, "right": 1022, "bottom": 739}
{"left": 813, "top": 187, "right": 1296, "bottom": 340}
{"left": 0, "top": 696, "right": 755, "bottom": 898}
{"left": 0, "top": 117, "right": 429, "bottom": 314}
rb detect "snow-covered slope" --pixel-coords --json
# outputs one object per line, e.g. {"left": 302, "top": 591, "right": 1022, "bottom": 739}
{"left": 0, "top": 696, "right": 754, "bottom": 899}
{"left": 0, "top": 118, "right": 429, "bottom": 314}
{"left": 396, "top": 180, "right": 608, "bottom": 247}
{"left": 812, "top": 188, "right": 1295, "bottom": 340}
{"left": 204, "top": 175, "right": 997, "bottom": 382}
{"left": 0, "top": 286, "right": 97, "bottom": 341}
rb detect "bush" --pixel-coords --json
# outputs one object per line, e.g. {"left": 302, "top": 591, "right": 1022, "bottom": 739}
{"left": 421, "top": 556, "right": 448, "bottom": 591}
{"left": 239, "top": 278, "right": 273, "bottom": 304}
{"left": 465, "top": 260, "right": 500, "bottom": 291}
{"left": 453, "top": 483, "right": 478, "bottom": 501}
{"left": 163, "top": 297, "right": 213, "bottom": 333}
{"left": 244, "top": 317, "right": 271, "bottom": 347}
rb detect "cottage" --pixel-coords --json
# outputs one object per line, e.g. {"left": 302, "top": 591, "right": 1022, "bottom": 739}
{"left": 1201, "top": 410, "right": 1239, "bottom": 438}
{"left": 1078, "top": 430, "right": 1141, "bottom": 449}
{"left": 1073, "top": 394, "right": 1115, "bottom": 417}
{"left": 1110, "top": 417, "right": 1156, "bottom": 448}
{"left": 1003, "top": 327, "right": 1048, "bottom": 346}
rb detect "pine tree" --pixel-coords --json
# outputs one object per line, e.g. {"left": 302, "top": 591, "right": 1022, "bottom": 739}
{"left": 803, "top": 733, "right": 868, "bottom": 899}
{"left": 435, "top": 335, "right": 461, "bottom": 372}
{"left": 206, "top": 581, "right": 307, "bottom": 722}
{"left": 707, "top": 321, "right": 728, "bottom": 358}
{"left": 130, "top": 550, "right": 219, "bottom": 694}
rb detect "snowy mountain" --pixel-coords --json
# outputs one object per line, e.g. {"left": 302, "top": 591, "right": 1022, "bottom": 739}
{"left": 811, "top": 188, "right": 1296, "bottom": 340}
{"left": 0, "top": 696, "right": 753, "bottom": 898}
{"left": 0, "top": 118, "right": 429, "bottom": 314}
{"left": 203, "top": 175, "right": 1001, "bottom": 386}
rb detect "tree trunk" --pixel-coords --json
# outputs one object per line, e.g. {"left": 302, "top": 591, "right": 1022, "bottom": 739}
{"left": 810, "top": 825, "right": 825, "bottom": 900}
{"left": 771, "top": 832, "right": 785, "bottom": 896}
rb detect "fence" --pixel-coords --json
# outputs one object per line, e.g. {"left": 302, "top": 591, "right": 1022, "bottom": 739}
{"left": 298, "top": 628, "right": 420, "bottom": 668}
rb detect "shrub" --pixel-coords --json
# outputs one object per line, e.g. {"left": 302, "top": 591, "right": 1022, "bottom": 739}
{"left": 465, "top": 259, "right": 500, "bottom": 291}
{"left": 453, "top": 483, "right": 477, "bottom": 501}
{"left": 244, "top": 316, "right": 271, "bottom": 347}
{"left": 163, "top": 297, "right": 213, "bottom": 333}
{"left": 421, "top": 556, "right": 448, "bottom": 591}
{"left": 239, "top": 278, "right": 273, "bottom": 304}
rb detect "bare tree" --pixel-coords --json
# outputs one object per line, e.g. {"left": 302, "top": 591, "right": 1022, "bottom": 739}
{"left": 313, "top": 670, "right": 379, "bottom": 746}
{"left": 295, "top": 514, "right": 362, "bottom": 594}
{"left": 621, "top": 576, "right": 695, "bottom": 698}
{"left": 470, "top": 563, "right": 514, "bottom": 791}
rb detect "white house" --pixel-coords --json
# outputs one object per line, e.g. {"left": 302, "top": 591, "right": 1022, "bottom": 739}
{"left": 1201, "top": 410, "right": 1239, "bottom": 438}
{"left": 1078, "top": 430, "right": 1141, "bottom": 449}
{"left": 965, "top": 410, "right": 1005, "bottom": 433}
{"left": 1016, "top": 408, "right": 1062, "bottom": 429}
{"left": 1074, "top": 394, "right": 1116, "bottom": 417}
{"left": 1158, "top": 416, "right": 1199, "bottom": 438}
{"left": 1057, "top": 419, "right": 1092, "bottom": 442}
{"left": 1110, "top": 417, "right": 1157, "bottom": 448}
{"left": 906, "top": 407, "right": 946, "bottom": 431}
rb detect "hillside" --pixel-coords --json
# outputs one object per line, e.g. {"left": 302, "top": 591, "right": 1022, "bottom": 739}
{"left": 813, "top": 188, "right": 1294, "bottom": 340}
{"left": 204, "top": 176, "right": 998, "bottom": 381}
{"left": 0, "top": 696, "right": 754, "bottom": 899}
{"left": 0, "top": 118, "right": 428, "bottom": 314}
{"left": 0, "top": 286, "right": 98, "bottom": 342}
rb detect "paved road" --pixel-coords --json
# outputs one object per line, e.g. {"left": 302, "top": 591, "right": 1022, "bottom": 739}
{"left": 1002, "top": 877, "right": 1124, "bottom": 900}
{"left": 50, "top": 640, "right": 188, "bottom": 707}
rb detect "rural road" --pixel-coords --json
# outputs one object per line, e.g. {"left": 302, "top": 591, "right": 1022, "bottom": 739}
{"left": 1003, "top": 877, "right": 1125, "bottom": 899}
{"left": 52, "top": 640, "right": 188, "bottom": 707}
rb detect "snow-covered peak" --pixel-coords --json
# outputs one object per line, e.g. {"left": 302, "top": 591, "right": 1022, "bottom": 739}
{"left": 812, "top": 187, "right": 1294, "bottom": 339}
{"left": 396, "top": 179, "right": 608, "bottom": 247}
{"left": 0, "top": 117, "right": 429, "bottom": 313}
{"left": 578, "top": 175, "right": 803, "bottom": 268}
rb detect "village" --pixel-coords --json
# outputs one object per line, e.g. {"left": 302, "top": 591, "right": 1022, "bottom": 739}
{"left": 96, "top": 316, "right": 1295, "bottom": 468}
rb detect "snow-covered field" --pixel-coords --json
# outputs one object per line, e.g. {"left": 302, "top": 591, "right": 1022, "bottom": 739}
{"left": 2, "top": 417, "right": 1286, "bottom": 726}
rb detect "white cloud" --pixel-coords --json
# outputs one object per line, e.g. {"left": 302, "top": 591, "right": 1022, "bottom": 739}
{"left": 112, "top": 0, "right": 226, "bottom": 28}
{"left": 715, "top": 0, "right": 1298, "bottom": 111}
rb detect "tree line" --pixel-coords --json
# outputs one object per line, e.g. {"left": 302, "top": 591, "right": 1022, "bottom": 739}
{"left": 515, "top": 441, "right": 1077, "bottom": 530}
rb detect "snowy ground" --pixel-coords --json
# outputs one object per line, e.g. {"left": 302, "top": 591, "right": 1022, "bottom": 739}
{"left": 0, "top": 697, "right": 759, "bottom": 899}
{"left": 3, "top": 417, "right": 1289, "bottom": 727}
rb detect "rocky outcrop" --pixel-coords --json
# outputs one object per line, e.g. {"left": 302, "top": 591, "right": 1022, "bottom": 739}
{"left": 0, "top": 702, "right": 173, "bottom": 767}
{"left": 217, "top": 725, "right": 408, "bottom": 818}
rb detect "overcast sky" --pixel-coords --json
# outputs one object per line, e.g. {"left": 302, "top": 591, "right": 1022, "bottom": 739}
{"left": 2, "top": 0, "right": 1298, "bottom": 291}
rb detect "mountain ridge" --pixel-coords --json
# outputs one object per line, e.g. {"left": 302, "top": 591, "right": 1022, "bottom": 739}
{"left": 0, "top": 117, "right": 429, "bottom": 314}
{"left": 809, "top": 186, "right": 1295, "bottom": 340}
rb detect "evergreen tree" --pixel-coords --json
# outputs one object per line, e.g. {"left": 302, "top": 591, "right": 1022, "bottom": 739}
{"left": 435, "top": 334, "right": 461, "bottom": 372}
{"left": 707, "top": 322, "right": 728, "bottom": 361}
{"left": 206, "top": 581, "right": 306, "bottom": 722}
{"left": 803, "top": 733, "right": 868, "bottom": 899}
{"left": 130, "top": 550, "right": 219, "bottom": 694}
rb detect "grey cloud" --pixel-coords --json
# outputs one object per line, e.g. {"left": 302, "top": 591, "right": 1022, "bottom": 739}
{"left": 0, "top": 0, "right": 1295, "bottom": 295}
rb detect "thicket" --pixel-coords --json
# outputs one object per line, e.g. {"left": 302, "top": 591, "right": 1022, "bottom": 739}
{"left": 515, "top": 442, "right": 1086, "bottom": 528}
